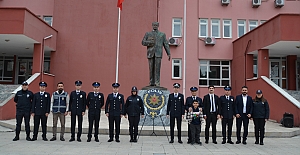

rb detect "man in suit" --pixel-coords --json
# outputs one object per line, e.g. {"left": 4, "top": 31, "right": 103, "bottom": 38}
{"left": 105, "top": 83, "right": 125, "bottom": 143}
{"left": 142, "top": 22, "right": 171, "bottom": 86}
{"left": 185, "top": 86, "right": 203, "bottom": 144}
{"left": 235, "top": 86, "right": 253, "bottom": 144}
{"left": 68, "top": 80, "right": 86, "bottom": 142}
{"left": 203, "top": 85, "right": 219, "bottom": 144}
{"left": 31, "top": 81, "right": 51, "bottom": 141}
{"left": 219, "top": 85, "right": 235, "bottom": 144}
{"left": 167, "top": 83, "right": 185, "bottom": 144}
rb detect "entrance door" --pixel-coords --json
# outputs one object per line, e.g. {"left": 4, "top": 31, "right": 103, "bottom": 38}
{"left": 270, "top": 61, "right": 280, "bottom": 86}
{"left": 18, "top": 60, "right": 32, "bottom": 84}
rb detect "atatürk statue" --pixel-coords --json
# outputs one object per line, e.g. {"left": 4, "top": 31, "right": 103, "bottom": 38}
{"left": 142, "top": 22, "right": 171, "bottom": 86}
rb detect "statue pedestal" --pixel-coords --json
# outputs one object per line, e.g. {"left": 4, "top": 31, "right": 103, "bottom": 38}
{"left": 138, "top": 86, "right": 170, "bottom": 126}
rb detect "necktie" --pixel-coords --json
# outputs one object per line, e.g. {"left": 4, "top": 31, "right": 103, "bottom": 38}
{"left": 40, "top": 93, "right": 44, "bottom": 96}
{"left": 175, "top": 93, "right": 178, "bottom": 98}
{"left": 193, "top": 96, "right": 196, "bottom": 100}
{"left": 94, "top": 93, "right": 98, "bottom": 97}
{"left": 226, "top": 96, "right": 229, "bottom": 100}
{"left": 114, "top": 93, "right": 117, "bottom": 98}
{"left": 76, "top": 92, "right": 79, "bottom": 95}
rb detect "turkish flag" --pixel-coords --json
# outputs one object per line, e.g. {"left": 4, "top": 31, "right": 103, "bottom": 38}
{"left": 117, "top": 0, "right": 124, "bottom": 10}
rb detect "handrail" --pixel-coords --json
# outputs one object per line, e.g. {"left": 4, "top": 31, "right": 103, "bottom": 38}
{"left": 11, "top": 73, "right": 40, "bottom": 94}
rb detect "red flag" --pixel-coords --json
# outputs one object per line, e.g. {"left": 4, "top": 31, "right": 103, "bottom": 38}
{"left": 117, "top": 0, "right": 124, "bottom": 10}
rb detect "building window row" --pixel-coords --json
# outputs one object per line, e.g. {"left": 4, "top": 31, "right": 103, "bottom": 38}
{"left": 199, "top": 60, "right": 230, "bottom": 86}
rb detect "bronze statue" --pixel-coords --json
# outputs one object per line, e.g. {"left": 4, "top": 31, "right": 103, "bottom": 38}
{"left": 142, "top": 22, "right": 171, "bottom": 86}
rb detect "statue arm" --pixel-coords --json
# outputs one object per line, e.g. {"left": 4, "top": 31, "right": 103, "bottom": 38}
{"left": 162, "top": 33, "right": 171, "bottom": 56}
{"left": 142, "top": 32, "right": 152, "bottom": 46}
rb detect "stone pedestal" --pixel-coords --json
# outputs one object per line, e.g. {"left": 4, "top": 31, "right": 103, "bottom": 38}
{"left": 138, "top": 86, "right": 170, "bottom": 126}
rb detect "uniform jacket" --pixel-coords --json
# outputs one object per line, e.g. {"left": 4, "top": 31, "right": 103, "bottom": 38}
{"left": 105, "top": 93, "right": 125, "bottom": 116}
{"left": 185, "top": 96, "right": 203, "bottom": 111}
{"left": 69, "top": 90, "right": 87, "bottom": 115}
{"left": 32, "top": 92, "right": 51, "bottom": 115}
{"left": 202, "top": 94, "right": 219, "bottom": 116}
{"left": 142, "top": 30, "right": 171, "bottom": 58}
{"left": 219, "top": 95, "right": 235, "bottom": 119}
{"left": 125, "top": 95, "right": 144, "bottom": 117}
{"left": 167, "top": 93, "right": 185, "bottom": 117}
{"left": 86, "top": 92, "right": 104, "bottom": 115}
{"left": 14, "top": 89, "right": 33, "bottom": 114}
{"left": 235, "top": 94, "right": 253, "bottom": 115}
{"left": 252, "top": 99, "right": 270, "bottom": 119}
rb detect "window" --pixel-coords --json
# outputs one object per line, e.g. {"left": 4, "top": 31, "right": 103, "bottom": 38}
{"left": 260, "top": 20, "right": 266, "bottom": 25}
{"left": 199, "top": 60, "right": 230, "bottom": 86}
{"left": 172, "top": 18, "right": 182, "bottom": 37}
{"left": 199, "top": 19, "right": 208, "bottom": 37}
{"left": 211, "top": 19, "right": 220, "bottom": 38}
{"left": 172, "top": 59, "right": 182, "bottom": 79}
{"left": 253, "top": 58, "right": 257, "bottom": 78}
{"left": 237, "top": 20, "right": 246, "bottom": 38}
{"left": 43, "top": 16, "right": 53, "bottom": 26}
{"left": 223, "top": 19, "right": 232, "bottom": 38}
{"left": 249, "top": 20, "right": 258, "bottom": 31}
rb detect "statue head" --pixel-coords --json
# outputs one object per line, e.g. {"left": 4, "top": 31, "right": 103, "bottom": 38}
{"left": 152, "top": 22, "right": 159, "bottom": 31}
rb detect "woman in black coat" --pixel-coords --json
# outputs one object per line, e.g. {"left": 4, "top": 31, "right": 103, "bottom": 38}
{"left": 252, "top": 90, "right": 270, "bottom": 145}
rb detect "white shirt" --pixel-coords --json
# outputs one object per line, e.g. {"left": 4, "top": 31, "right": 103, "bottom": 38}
{"left": 242, "top": 95, "right": 247, "bottom": 113}
{"left": 210, "top": 94, "right": 215, "bottom": 112}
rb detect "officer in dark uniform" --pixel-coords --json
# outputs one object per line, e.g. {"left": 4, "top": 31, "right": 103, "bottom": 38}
{"left": 105, "top": 83, "right": 125, "bottom": 142}
{"left": 31, "top": 81, "right": 51, "bottom": 141}
{"left": 13, "top": 81, "right": 34, "bottom": 141}
{"left": 185, "top": 86, "right": 203, "bottom": 144}
{"left": 68, "top": 80, "right": 86, "bottom": 142}
{"left": 167, "top": 83, "right": 185, "bottom": 144}
{"left": 219, "top": 85, "right": 235, "bottom": 144}
{"left": 86, "top": 82, "right": 104, "bottom": 142}
{"left": 125, "top": 86, "right": 144, "bottom": 143}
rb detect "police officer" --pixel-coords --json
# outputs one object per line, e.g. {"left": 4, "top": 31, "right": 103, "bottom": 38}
{"left": 185, "top": 86, "right": 203, "bottom": 144}
{"left": 13, "top": 81, "right": 34, "bottom": 141}
{"left": 69, "top": 80, "right": 86, "bottom": 142}
{"left": 31, "top": 81, "right": 51, "bottom": 141}
{"left": 167, "top": 83, "right": 185, "bottom": 144}
{"left": 125, "top": 86, "right": 144, "bottom": 143}
{"left": 219, "top": 85, "right": 235, "bottom": 144}
{"left": 86, "top": 82, "right": 104, "bottom": 142}
{"left": 105, "top": 83, "right": 125, "bottom": 142}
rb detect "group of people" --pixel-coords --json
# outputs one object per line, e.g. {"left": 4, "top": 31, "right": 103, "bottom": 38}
{"left": 13, "top": 80, "right": 269, "bottom": 146}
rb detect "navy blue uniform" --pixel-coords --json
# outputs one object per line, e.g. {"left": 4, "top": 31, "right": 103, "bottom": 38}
{"left": 32, "top": 92, "right": 51, "bottom": 139}
{"left": 219, "top": 95, "right": 235, "bottom": 142}
{"left": 252, "top": 99, "right": 270, "bottom": 144}
{"left": 203, "top": 94, "right": 219, "bottom": 143}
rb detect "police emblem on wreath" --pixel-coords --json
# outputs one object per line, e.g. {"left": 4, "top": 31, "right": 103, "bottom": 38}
{"left": 143, "top": 89, "right": 165, "bottom": 118}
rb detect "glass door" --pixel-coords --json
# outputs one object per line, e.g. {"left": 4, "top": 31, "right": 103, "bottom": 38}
{"left": 18, "top": 60, "right": 32, "bottom": 84}
{"left": 270, "top": 60, "right": 280, "bottom": 86}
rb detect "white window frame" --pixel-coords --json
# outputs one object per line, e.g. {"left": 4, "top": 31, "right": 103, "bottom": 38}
{"left": 199, "top": 60, "right": 230, "bottom": 86}
{"left": 237, "top": 19, "right": 246, "bottom": 38}
{"left": 249, "top": 20, "right": 258, "bottom": 31}
{"left": 199, "top": 18, "right": 208, "bottom": 37}
{"left": 172, "top": 59, "right": 182, "bottom": 79}
{"left": 223, "top": 19, "right": 232, "bottom": 38}
{"left": 211, "top": 19, "right": 220, "bottom": 38}
{"left": 172, "top": 18, "right": 182, "bottom": 37}
{"left": 260, "top": 20, "right": 266, "bottom": 25}
{"left": 43, "top": 16, "right": 53, "bottom": 26}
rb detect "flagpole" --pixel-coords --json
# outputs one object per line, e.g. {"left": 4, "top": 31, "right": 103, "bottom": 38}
{"left": 183, "top": 0, "right": 187, "bottom": 96}
{"left": 115, "top": 7, "right": 121, "bottom": 83}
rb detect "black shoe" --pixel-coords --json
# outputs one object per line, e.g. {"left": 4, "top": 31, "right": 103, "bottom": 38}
{"left": 178, "top": 140, "right": 183, "bottom": 144}
{"left": 77, "top": 138, "right": 81, "bottom": 142}
{"left": 69, "top": 137, "right": 75, "bottom": 142}
{"left": 242, "top": 141, "right": 247, "bottom": 145}
{"left": 13, "top": 137, "right": 19, "bottom": 141}
{"left": 227, "top": 141, "right": 234, "bottom": 144}
{"left": 42, "top": 137, "right": 48, "bottom": 141}
{"left": 191, "top": 142, "right": 195, "bottom": 145}
{"left": 260, "top": 142, "right": 264, "bottom": 145}
{"left": 107, "top": 139, "right": 113, "bottom": 142}
{"left": 133, "top": 139, "right": 137, "bottom": 143}
{"left": 130, "top": 139, "right": 133, "bottom": 142}
{"left": 169, "top": 140, "right": 174, "bottom": 143}
{"left": 60, "top": 137, "right": 65, "bottom": 141}
{"left": 236, "top": 140, "right": 241, "bottom": 144}
{"left": 50, "top": 137, "right": 56, "bottom": 141}
{"left": 95, "top": 138, "right": 99, "bottom": 142}
{"left": 26, "top": 137, "right": 32, "bottom": 141}
{"left": 115, "top": 139, "right": 120, "bottom": 143}
{"left": 222, "top": 141, "right": 226, "bottom": 144}
{"left": 31, "top": 137, "right": 37, "bottom": 141}
{"left": 205, "top": 140, "right": 208, "bottom": 144}
{"left": 87, "top": 138, "right": 91, "bottom": 142}
{"left": 196, "top": 141, "right": 202, "bottom": 145}
{"left": 213, "top": 141, "right": 217, "bottom": 144}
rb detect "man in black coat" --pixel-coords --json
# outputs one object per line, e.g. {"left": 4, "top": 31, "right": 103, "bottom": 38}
{"left": 167, "top": 83, "right": 185, "bottom": 144}
{"left": 13, "top": 81, "right": 33, "bottom": 141}
{"left": 68, "top": 80, "right": 86, "bottom": 142}
{"left": 86, "top": 82, "right": 104, "bottom": 142}
{"left": 31, "top": 81, "right": 51, "bottom": 141}
{"left": 185, "top": 86, "right": 203, "bottom": 144}
{"left": 203, "top": 85, "right": 219, "bottom": 144}
{"left": 235, "top": 86, "right": 253, "bottom": 145}
{"left": 105, "top": 83, "right": 125, "bottom": 143}
{"left": 219, "top": 85, "right": 235, "bottom": 144}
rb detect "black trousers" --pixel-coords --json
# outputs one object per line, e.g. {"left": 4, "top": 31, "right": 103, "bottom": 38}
{"left": 236, "top": 113, "right": 249, "bottom": 141}
{"left": 221, "top": 118, "right": 233, "bottom": 141}
{"left": 87, "top": 113, "right": 100, "bottom": 138}
{"left": 33, "top": 115, "right": 48, "bottom": 138}
{"left": 205, "top": 113, "right": 217, "bottom": 141}
{"left": 15, "top": 111, "right": 30, "bottom": 137}
{"left": 71, "top": 114, "right": 83, "bottom": 138}
{"left": 108, "top": 116, "right": 121, "bottom": 140}
{"left": 190, "top": 124, "right": 201, "bottom": 143}
{"left": 128, "top": 116, "right": 140, "bottom": 140}
{"left": 170, "top": 116, "right": 182, "bottom": 140}
{"left": 253, "top": 118, "right": 266, "bottom": 142}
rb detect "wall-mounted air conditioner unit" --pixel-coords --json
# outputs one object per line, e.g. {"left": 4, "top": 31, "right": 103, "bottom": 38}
{"left": 275, "top": 0, "right": 284, "bottom": 8}
{"left": 221, "top": 0, "right": 230, "bottom": 6}
{"left": 204, "top": 37, "right": 216, "bottom": 46}
{"left": 168, "top": 37, "right": 180, "bottom": 46}
{"left": 252, "top": 0, "right": 261, "bottom": 8}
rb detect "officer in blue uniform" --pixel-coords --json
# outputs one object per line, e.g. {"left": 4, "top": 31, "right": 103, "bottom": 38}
{"left": 219, "top": 85, "right": 235, "bottom": 144}
{"left": 86, "top": 82, "right": 104, "bottom": 142}
{"left": 167, "top": 83, "right": 185, "bottom": 144}
{"left": 69, "top": 80, "right": 86, "bottom": 142}
{"left": 31, "top": 81, "right": 51, "bottom": 141}
{"left": 13, "top": 81, "right": 34, "bottom": 141}
{"left": 105, "top": 83, "right": 125, "bottom": 142}
{"left": 185, "top": 86, "right": 203, "bottom": 144}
